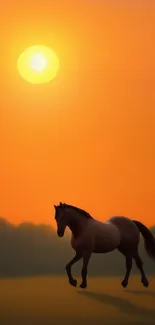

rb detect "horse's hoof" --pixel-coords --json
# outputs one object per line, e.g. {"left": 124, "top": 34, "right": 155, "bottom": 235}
{"left": 121, "top": 280, "right": 128, "bottom": 288}
{"left": 69, "top": 279, "right": 77, "bottom": 287}
{"left": 80, "top": 283, "right": 87, "bottom": 289}
{"left": 141, "top": 278, "right": 149, "bottom": 287}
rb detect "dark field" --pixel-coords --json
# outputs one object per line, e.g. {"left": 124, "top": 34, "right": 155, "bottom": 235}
{"left": 0, "top": 275, "right": 155, "bottom": 325}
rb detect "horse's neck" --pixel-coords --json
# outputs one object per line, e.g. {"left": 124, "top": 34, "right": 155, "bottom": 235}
{"left": 67, "top": 213, "right": 86, "bottom": 237}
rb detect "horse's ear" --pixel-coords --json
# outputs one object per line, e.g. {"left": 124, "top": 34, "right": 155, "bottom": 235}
{"left": 54, "top": 205, "right": 57, "bottom": 209}
{"left": 59, "top": 202, "right": 65, "bottom": 210}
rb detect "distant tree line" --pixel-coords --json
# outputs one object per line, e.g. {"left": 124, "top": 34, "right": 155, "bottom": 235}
{"left": 0, "top": 218, "right": 154, "bottom": 277}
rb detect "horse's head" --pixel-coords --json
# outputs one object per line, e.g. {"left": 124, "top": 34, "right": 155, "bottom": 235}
{"left": 54, "top": 202, "right": 68, "bottom": 237}
{"left": 54, "top": 202, "right": 92, "bottom": 238}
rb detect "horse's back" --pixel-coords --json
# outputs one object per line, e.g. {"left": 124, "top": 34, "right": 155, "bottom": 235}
{"left": 108, "top": 216, "right": 140, "bottom": 254}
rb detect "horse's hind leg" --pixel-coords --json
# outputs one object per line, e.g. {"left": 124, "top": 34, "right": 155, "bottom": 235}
{"left": 121, "top": 255, "right": 132, "bottom": 288}
{"left": 66, "top": 251, "right": 82, "bottom": 287}
{"left": 133, "top": 253, "right": 149, "bottom": 287}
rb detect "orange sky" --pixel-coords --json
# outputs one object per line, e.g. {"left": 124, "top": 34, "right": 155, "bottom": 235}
{"left": 0, "top": 1, "right": 155, "bottom": 228}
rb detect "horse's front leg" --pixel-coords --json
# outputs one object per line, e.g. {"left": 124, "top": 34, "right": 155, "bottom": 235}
{"left": 66, "top": 251, "right": 82, "bottom": 287}
{"left": 80, "top": 250, "right": 92, "bottom": 289}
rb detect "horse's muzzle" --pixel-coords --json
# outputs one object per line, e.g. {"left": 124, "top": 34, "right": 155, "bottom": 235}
{"left": 57, "top": 230, "right": 64, "bottom": 237}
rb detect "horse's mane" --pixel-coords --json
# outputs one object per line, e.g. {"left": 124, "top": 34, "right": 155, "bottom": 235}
{"left": 61, "top": 203, "right": 93, "bottom": 219}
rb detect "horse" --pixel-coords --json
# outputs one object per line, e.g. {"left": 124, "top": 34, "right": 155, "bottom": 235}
{"left": 54, "top": 202, "right": 155, "bottom": 289}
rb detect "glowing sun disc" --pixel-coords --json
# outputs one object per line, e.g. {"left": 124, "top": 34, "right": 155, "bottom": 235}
{"left": 30, "top": 53, "right": 47, "bottom": 72}
{"left": 17, "top": 45, "right": 59, "bottom": 84}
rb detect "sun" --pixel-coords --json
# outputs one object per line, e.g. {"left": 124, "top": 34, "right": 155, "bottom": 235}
{"left": 17, "top": 45, "right": 59, "bottom": 84}
{"left": 29, "top": 53, "right": 47, "bottom": 72}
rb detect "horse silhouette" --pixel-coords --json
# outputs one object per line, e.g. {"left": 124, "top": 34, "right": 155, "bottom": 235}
{"left": 54, "top": 202, "right": 155, "bottom": 289}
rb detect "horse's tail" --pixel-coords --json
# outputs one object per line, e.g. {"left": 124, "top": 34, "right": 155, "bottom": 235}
{"left": 133, "top": 220, "right": 155, "bottom": 261}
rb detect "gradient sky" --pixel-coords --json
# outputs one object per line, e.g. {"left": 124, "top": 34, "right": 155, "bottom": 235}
{"left": 0, "top": 1, "right": 155, "bottom": 228}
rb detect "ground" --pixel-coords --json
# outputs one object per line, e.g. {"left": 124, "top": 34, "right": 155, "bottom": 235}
{"left": 0, "top": 275, "right": 155, "bottom": 325}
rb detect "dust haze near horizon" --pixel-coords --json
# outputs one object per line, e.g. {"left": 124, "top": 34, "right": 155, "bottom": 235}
{"left": 0, "top": 1, "right": 155, "bottom": 227}
{"left": 0, "top": 217, "right": 154, "bottom": 278}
